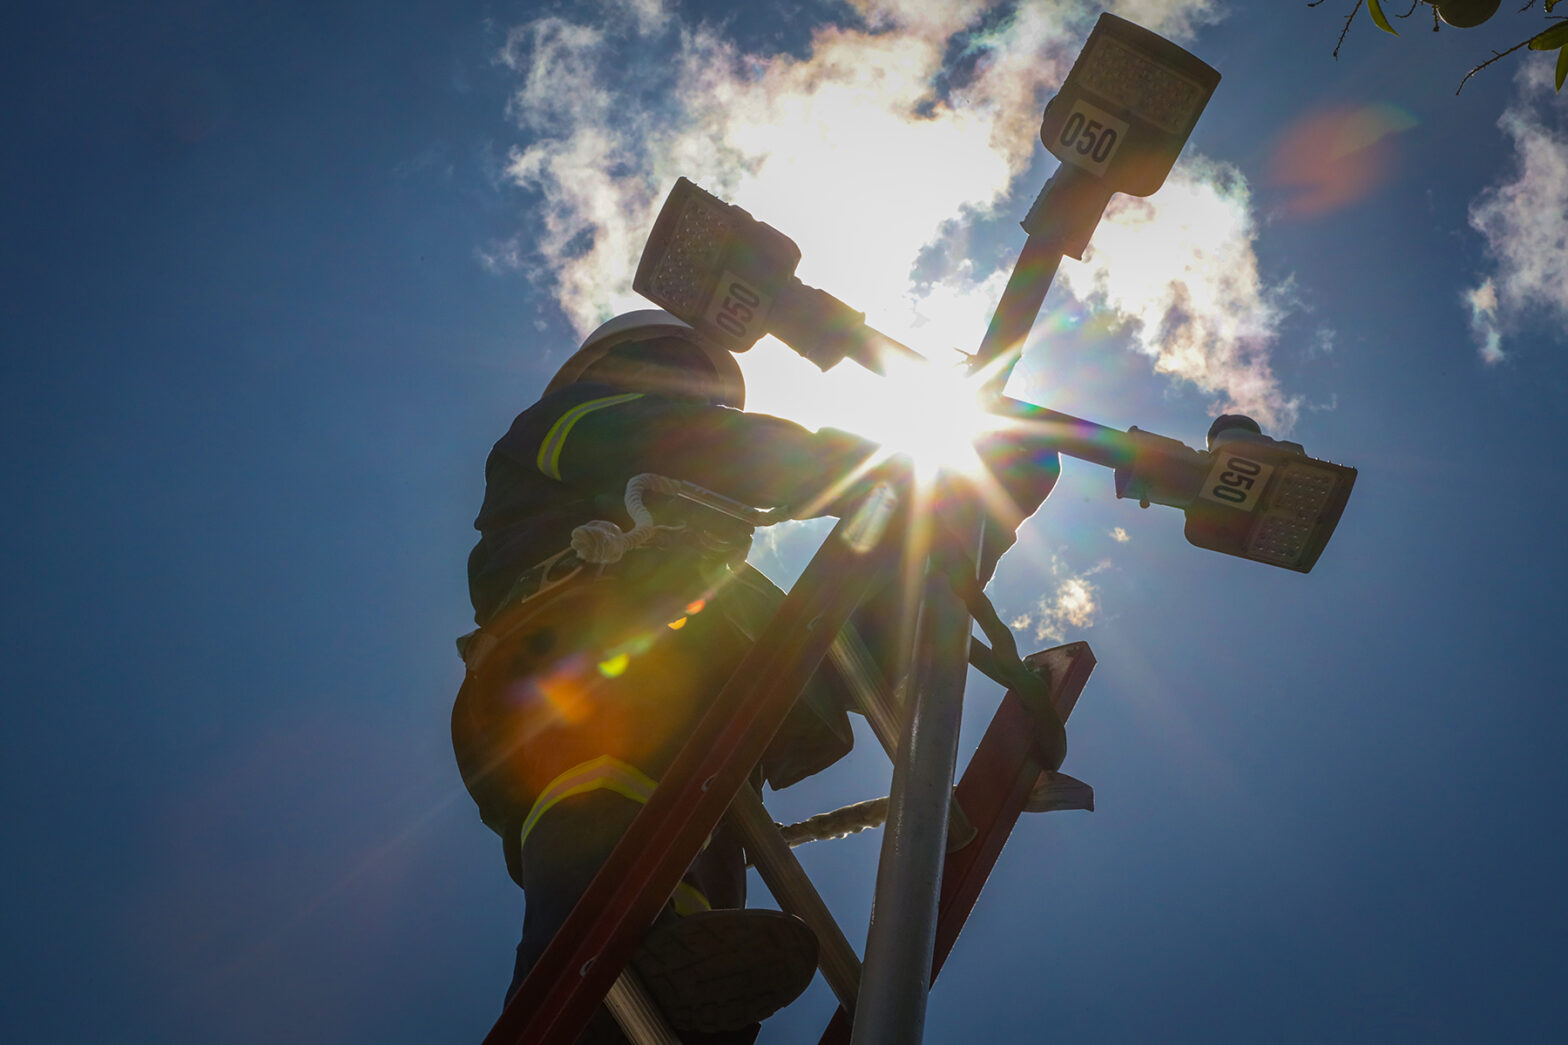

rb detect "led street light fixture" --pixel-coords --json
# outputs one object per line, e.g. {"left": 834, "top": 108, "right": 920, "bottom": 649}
{"left": 635, "top": 177, "right": 801, "bottom": 354}
{"left": 1113, "top": 415, "right": 1357, "bottom": 573}
{"left": 1183, "top": 419, "right": 1356, "bottom": 572}
{"left": 1040, "top": 14, "right": 1220, "bottom": 198}
{"left": 1027, "top": 15, "right": 1221, "bottom": 258}
{"left": 635, "top": 178, "right": 916, "bottom": 374}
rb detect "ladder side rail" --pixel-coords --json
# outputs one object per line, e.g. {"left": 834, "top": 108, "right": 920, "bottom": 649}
{"left": 604, "top": 969, "right": 683, "bottom": 1045}
{"left": 483, "top": 515, "right": 898, "bottom": 1045}
{"left": 818, "top": 642, "right": 1095, "bottom": 1045}
{"left": 932, "top": 643, "right": 1095, "bottom": 978}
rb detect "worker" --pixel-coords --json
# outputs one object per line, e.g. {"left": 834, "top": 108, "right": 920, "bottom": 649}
{"left": 453, "top": 310, "right": 1059, "bottom": 1043}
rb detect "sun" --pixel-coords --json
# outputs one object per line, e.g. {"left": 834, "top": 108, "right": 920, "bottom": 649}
{"left": 739, "top": 339, "right": 1000, "bottom": 480}
{"left": 845, "top": 353, "right": 999, "bottom": 478}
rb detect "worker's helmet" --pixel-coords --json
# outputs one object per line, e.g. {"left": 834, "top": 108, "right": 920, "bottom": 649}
{"left": 546, "top": 309, "right": 746, "bottom": 408}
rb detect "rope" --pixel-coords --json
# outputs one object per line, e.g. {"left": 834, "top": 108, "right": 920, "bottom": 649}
{"left": 755, "top": 774, "right": 1089, "bottom": 858}
{"left": 570, "top": 473, "right": 688, "bottom": 564}
{"left": 771, "top": 797, "right": 890, "bottom": 851}
{"left": 759, "top": 777, "right": 1088, "bottom": 857}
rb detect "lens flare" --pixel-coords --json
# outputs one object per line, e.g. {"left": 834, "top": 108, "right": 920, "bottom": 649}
{"left": 1268, "top": 103, "right": 1417, "bottom": 218}
{"left": 596, "top": 653, "right": 630, "bottom": 678}
{"left": 534, "top": 664, "right": 596, "bottom": 725}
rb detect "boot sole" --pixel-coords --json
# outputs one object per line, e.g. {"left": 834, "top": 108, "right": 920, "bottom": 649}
{"left": 630, "top": 910, "right": 819, "bottom": 1034}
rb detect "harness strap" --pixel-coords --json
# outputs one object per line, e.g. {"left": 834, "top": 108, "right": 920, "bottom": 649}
{"left": 459, "top": 474, "right": 753, "bottom": 673}
{"left": 457, "top": 547, "right": 593, "bottom": 676}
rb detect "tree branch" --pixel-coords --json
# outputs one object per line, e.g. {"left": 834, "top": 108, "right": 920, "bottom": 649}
{"left": 1457, "top": 36, "right": 1536, "bottom": 92}
{"left": 1333, "top": 0, "right": 1364, "bottom": 58}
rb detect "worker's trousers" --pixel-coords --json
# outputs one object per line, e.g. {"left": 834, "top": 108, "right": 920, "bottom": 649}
{"left": 505, "top": 787, "right": 748, "bottom": 1000}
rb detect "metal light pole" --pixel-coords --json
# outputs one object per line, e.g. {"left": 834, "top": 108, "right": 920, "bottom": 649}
{"left": 849, "top": 16, "right": 1224, "bottom": 1044}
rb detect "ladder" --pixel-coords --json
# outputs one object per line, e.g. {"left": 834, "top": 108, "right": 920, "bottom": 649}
{"left": 478, "top": 497, "right": 1097, "bottom": 1045}
{"left": 481, "top": 95, "right": 1122, "bottom": 1037}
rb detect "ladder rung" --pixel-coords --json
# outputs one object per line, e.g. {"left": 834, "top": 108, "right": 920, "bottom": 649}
{"left": 605, "top": 968, "right": 683, "bottom": 1045}
{"left": 730, "top": 783, "right": 862, "bottom": 1014}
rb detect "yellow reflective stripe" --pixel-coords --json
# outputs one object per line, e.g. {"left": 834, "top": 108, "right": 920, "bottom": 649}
{"left": 518, "top": 755, "right": 659, "bottom": 852}
{"left": 535, "top": 393, "right": 644, "bottom": 480}
{"left": 670, "top": 881, "right": 712, "bottom": 916}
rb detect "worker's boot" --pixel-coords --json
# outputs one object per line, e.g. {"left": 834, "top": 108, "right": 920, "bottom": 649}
{"left": 631, "top": 907, "right": 818, "bottom": 1034}
{"left": 509, "top": 790, "right": 818, "bottom": 1041}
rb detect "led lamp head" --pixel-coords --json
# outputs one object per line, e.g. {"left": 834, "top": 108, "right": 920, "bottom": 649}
{"left": 635, "top": 178, "right": 924, "bottom": 374}
{"left": 1039, "top": 14, "right": 1220, "bottom": 199}
{"left": 1182, "top": 422, "right": 1357, "bottom": 573}
{"left": 634, "top": 177, "right": 801, "bottom": 354}
{"left": 1112, "top": 417, "right": 1356, "bottom": 573}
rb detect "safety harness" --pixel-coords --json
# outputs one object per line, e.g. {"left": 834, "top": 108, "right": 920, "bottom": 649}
{"left": 455, "top": 473, "right": 1066, "bottom": 876}
{"left": 457, "top": 473, "right": 744, "bottom": 679}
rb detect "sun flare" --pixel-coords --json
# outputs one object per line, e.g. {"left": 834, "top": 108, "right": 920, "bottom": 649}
{"left": 850, "top": 355, "right": 998, "bottom": 478}
{"left": 740, "top": 340, "right": 999, "bottom": 480}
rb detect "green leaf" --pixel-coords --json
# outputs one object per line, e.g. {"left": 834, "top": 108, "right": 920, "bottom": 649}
{"left": 1557, "top": 43, "right": 1568, "bottom": 92}
{"left": 1366, "top": 0, "right": 1399, "bottom": 35}
{"left": 1530, "top": 23, "right": 1568, "bottom": 50}
{"left": 1549, "top": 0, "right": 1562, "bottom": 12}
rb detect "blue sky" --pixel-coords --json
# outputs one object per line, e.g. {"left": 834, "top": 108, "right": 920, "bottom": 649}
{"left": 4, "top": 2, "right": 1567, "bottom": 1043}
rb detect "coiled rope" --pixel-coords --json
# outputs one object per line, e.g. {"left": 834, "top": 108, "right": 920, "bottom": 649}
{"left": 570, "top": 473, "right": 688, "bottom": 564}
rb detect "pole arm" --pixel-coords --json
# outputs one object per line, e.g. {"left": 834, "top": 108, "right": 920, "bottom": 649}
{"left": 989, "top": 397, "right": 1133, "bottom": 470}
{"left": 989, "top": 397, "right": 1213, "bottom": 510}
{"left": 972, "top": 233, "right": 1064, "bottom": 402}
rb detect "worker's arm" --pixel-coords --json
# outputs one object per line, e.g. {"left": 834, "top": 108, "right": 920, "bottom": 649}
{"left": 964, "top": 426, "right": 1063, "bottom": 583}
{"left": 507, "top": 383, "right": 888, "bottom": 517}
{"left": 496, "top": 382, "right": 1060, "bottom": 558}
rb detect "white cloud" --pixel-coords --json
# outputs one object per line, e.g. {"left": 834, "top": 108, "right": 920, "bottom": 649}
{"left": 1109, "top": 526, "right": 1129, "bottom": 543}
{"left": 489, "top": 0, "right": 1308, "bottom": 432}
{"left": 1307, "top": 326, "right": 1335, "bottom": 358}
{"left": 1011, "top": 557, "right": 1109, "bottom": 643}
{"left": 499, "top": 19, "right": 611, "bottom": 131}
{"left": 844, "top": 0, "right": 989, "bottom": 38}
{"left": 1465, "top": 278, "right": 1504, "bottom": 366}
{"left": 1057, "top": 156, "right": 1300, "bottom": 431}
{"left": 1107, "top": 0, "right": 1222, "bottom": 42}
{"left": 1465, "top": 63, "right": 1568, "bottom": 365}
{"left": 606, "top": 0, "right": 670, "bottom": 36}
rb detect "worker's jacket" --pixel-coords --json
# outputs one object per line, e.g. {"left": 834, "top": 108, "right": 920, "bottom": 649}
{"left": 466, "top": 382, "right": 890, "bottom": 625}
{"left": 455, "top": 381, "right": 1061, "bottom": 842}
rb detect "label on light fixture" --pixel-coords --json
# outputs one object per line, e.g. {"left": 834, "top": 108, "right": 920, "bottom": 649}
{"left": 703, "top": 271, "right": 771, "bottom": 344}
{"left": 1050, "top": 99, "right": 1129, "bottom": 176}
{"left": 1198, "top": 452, "right": 1275, "bottom": 513}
